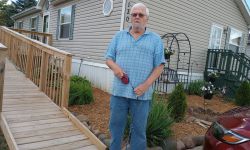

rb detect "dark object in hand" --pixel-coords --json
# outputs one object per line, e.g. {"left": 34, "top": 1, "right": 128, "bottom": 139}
{"left": 121, "top": 74, "right": 129, "bottom": 84}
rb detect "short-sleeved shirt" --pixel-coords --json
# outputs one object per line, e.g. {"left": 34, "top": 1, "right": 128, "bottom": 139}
{"left": 105, "top": 28, "right": 165, "bottom": 100}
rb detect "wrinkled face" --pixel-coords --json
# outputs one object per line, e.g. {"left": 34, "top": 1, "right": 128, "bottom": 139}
{"left": 131, "top": 6, "right": 148, "bottom": 31}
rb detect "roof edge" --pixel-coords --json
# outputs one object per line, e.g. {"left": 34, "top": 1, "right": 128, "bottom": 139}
{"left": 11, "top": 6, "right": 41, "bottom": 20}
{"left": 235, "top": 0, "right": 250, "bottom": 25}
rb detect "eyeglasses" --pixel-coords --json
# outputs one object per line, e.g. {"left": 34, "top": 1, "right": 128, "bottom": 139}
{"left": 131, "top": 13, "right": 145, "bottom": 18}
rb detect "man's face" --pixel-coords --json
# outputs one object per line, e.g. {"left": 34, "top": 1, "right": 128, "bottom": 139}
{"left": 131, "top": 7, "right": 148, "bottom": 30}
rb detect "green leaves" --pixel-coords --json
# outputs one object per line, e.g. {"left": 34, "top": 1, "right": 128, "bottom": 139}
{"left": 167, "top": 84, "right": 187, "bottom": 122}
{"left": 235, "top": 81, "right": 250, "bottom": 106}
{"left": 69, "top": 75, "right": 93, "bottom": 106}
{"left": 147, "top": 99, "right": 174, "bottom": 147}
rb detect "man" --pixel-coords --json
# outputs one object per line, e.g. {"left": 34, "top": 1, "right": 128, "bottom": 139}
{"left": 105, "top": 3, "right": 165, "bottom": 150}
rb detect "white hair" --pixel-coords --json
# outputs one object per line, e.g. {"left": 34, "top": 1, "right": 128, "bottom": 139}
{"left": 131, "top": 3, "right": 149, "bottom": 17}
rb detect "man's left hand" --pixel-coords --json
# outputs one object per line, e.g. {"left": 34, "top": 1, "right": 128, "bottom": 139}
{"left": 134, "top": 83, "right": 150, "bottom": 97}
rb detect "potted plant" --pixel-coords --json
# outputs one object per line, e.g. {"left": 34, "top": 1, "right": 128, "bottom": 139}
{"left": 208, "top": 71, "right": 219, "bottom": 83}
{"left": 201, "top": 82, "right": 215, "bottom": 100}
{"left": 164, "top": 47, "right": 175, "bottom": 59}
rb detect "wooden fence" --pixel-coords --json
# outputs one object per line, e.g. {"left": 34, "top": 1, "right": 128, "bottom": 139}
{"left": 0, "top": 43, "right": 7, "bottom": 113}
{"left": 0, "top": 26, "right": 72, "bottom": 108}
{"left": 10, "top": 28, "right": 53, "bottom": 46}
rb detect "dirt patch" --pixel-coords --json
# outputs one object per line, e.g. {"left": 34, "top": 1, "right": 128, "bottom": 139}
{"left": 69, "top": 88, "right": 236, "bottom": 140}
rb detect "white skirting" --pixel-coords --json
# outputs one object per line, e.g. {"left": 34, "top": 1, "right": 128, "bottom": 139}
{"left": 71, "top": 59, "right": 204, "bottom": 94}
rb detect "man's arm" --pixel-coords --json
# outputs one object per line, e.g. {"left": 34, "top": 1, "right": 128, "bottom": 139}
{"left": 134, "top": 64, "right": 164, "bottom": 96}
{"left": 106, "top": 59, "right": 124, "bottom": 78}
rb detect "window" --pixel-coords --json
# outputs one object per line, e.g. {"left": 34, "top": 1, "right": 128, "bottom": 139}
{"left": 208, "top": 24, "right": 223, "bottom": 49}
{"left": 228, "top": 28, "right": 243, "bottom": 52}
{"left": 59, "top": 6, "right": 72, "bottom": 39}
{"left": 30, "top": 17, "right": 37, "bottom": 31}
{"left": 17, "top": 21, "right": 23, "bottom": 29}
{"left": 229, "top": 28, "right": 242, "bottom": 46}
{"left": 103, "top": 0, "right": 113, "bottom": 16}
{"left": 44, "top": 0, "right": 49, "bottom": 11}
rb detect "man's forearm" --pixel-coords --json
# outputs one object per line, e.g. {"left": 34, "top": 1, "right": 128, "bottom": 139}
{"left": 134, "top": 64, "right": 164, "bottom": 96}
{"left": 144, "top": 64, "right": 164, "bottom": 87}
{"left": 106, "top": 59, "right": 124, "bottom": 78}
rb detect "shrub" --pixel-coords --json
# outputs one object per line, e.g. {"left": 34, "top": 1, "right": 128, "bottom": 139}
{"left": 167, "top": 84, "right": 187, "bottom": 122}
{"left": 235, "top": 81, "right": 250, "bottom": 106}
{"left": 146, "top": 97, "right": 174, "bottom": 147}
{"left": 69, "top": 75, "right": 93, "bottom": 105}
{"left": 124, "top": 93, "right": 174, "bottom": 147}
{"left": 188, "top": 80, "right": 204, "bottom": 96}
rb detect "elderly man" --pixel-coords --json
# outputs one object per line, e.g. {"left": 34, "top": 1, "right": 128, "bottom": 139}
{"left": 105, "top": 3, "right": 165, "bottom": 150}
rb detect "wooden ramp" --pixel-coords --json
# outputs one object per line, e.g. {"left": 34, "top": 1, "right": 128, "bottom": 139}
{"left": 1, "top": 60, "right": 105, "bottom": 150}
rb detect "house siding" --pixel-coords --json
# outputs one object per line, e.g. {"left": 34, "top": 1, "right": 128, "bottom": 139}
{"left": 124, "top": 0, "right": 248, "bottom": 73}
{"left": 49, "top": 0, "right": 123, "bottom": 64}
{"left": 15, "top": 13, "right": 43, "bottom": 32}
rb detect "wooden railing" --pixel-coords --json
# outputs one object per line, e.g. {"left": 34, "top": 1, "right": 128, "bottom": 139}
{"left": 0, "top": 26, "right": 72, "bottom": 108}
{"left": 0, "top": 43, "right": 7, "bottom": 113}
{"left": 10, "top": 28, "right": 53, "bottom": 46}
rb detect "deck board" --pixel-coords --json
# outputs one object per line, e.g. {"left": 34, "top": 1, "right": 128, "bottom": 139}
{"left": 1, "top": 60, "right": 99, "bottom": 150}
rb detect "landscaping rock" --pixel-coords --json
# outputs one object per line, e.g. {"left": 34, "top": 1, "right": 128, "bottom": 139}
{"left": 192, "top": 136, "right": 204, "bottom": 146}
{"left": 147, "top": 146, "right": 163, "bottom": 150}
{"left": 98, "top": 134, "right": 106, "bottom": 141}
{"left": 103, "top": 138, "right": 111, "bottom": 147}
{"left": 181, "top": 136, "right": 195, "bottom": 149}
{"left": 186, "top": 116, "right": 196, "bottom": 123}
{"left": 77, "top": 114, "right": 89, "bottom": 124}
{"left": 176, "top": 140, "right": 185, "bottom": 150}
{"left": 92, "top": 129, "right": 101, "bottom": 137}
{"left": 162, "top": 138, "right": 177, "bottom": 150}
{"left": 189, "top": 145, "right": 203, "bottom": 150}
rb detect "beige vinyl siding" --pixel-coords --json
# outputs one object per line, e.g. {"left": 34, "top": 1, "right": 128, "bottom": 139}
{"left": 125, "top": 0, "right": 248, "bottom": 73}
{"left": 50, "top": 0, "right": 123, "bottom": 64}
{"left": 15, "top": 13, "right": 43, "bottom": 32}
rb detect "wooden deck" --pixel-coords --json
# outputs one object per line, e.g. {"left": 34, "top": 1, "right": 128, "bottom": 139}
{"left": 1, "top": 60, "right": 102, "bottom": 150}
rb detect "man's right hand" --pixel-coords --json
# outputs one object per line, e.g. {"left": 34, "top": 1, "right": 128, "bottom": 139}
{"left": 106, "top": 59, "right": 124, "bottom": 78}
{"left": 113, "top": 66, "right": 124, "bottom": 78}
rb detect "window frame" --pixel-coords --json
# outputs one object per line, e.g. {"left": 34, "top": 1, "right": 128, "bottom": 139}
{"left": 58, "top": 5, "right": 72, "bottom": 40}
{"left": 30, "top": 16, "right": 37, "bottom": 31}
{"left": 17, "top": 21, "right": 23, "bottom": 29}
{"left": 103, "top": 0, "right": 113, "bottom": 16}
{"left": 229, "top": 27, "right": 243, "bottom": 47}
{"left": 208, "top": 24, "right": 223, "bottom": 49}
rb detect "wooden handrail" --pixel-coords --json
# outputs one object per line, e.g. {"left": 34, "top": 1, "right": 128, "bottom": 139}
{"left": 0, "top": 26, "right": 72, "bottom": 108}
{"left": 0, "top": 43, "right": 7, "bottom": 113}
{"left": 10, "top": 28, "right": 53, "bottom": 46}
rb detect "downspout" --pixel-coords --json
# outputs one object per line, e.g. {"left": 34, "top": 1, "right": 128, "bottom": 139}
{"left": 120, "top": 0, "right": 127, "bottom": 31}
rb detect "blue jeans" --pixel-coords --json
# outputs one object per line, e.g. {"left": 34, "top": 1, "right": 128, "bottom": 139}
{"left": 109, "top": 95, "right": 150, "bottom": 150}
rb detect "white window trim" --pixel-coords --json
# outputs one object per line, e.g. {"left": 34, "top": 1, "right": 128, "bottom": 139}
{"left": 42, "top": 12, "right": 50, "bottom": 33}
{"left": 58, "top": 5, "right": 72, "bottom": 40}
{"left": 103, "top": 0, "right": 113, "bottom": 16}
{"left": 208, "top": 23, "right": 223, "bottom": 49}
{"left": 229, "top": 27, "right": 243, "bottom": 47}
{"left": 17, "top": 21, "right": 23, "bottom": 29}
{"left": 30, "top": 16, "right": 37, "bottom": 31}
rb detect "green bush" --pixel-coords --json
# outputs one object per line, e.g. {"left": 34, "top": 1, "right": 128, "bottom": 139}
{"left": 146, "top": 97, "right": 174, "bottom": 147}
{"left": 187, "top": 80, "right": 204, "bottom": 96}
{"left": 69, "top": 75, "right": 93, "bottom": 106}
{"left": 235, "top": 81, "right": 250, "bottom": 106}
{"left": 167, "top": 84, "right": 187, "bottom": 122}
{"left": 124, "top": 94, "right": 174, "bottom": 147}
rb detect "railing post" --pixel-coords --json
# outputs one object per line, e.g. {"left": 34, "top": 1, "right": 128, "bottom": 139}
{"left": 0, "top": 43, "right": 7, "bottom": 113}
{"left": 39, "top": 52, "right": 49, "bottom": 91}
{"left": 61, "top": 55, "right": 72, "bottom": 108}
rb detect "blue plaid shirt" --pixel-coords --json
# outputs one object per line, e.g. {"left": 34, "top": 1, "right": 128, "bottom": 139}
{"left": 105, "top": 28, "right": 165, "bottom": 100}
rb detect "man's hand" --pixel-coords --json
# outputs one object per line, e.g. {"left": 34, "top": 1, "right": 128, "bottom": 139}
{"left": 106, "top": 59, "right": 124, "bottom": 78}
{"left": 134, "top": 83, "right": 150, "bottom": 96}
